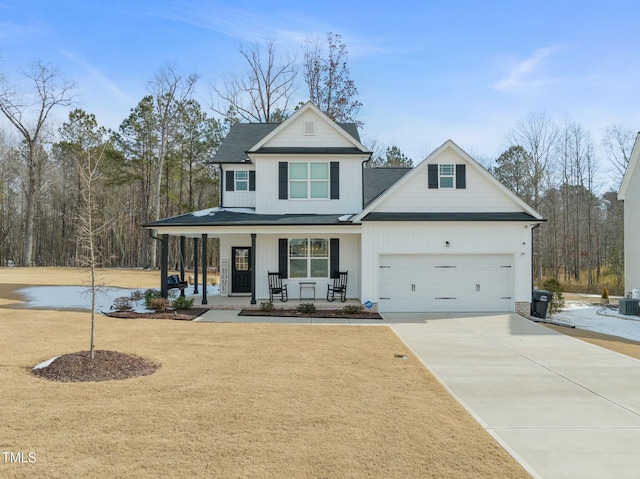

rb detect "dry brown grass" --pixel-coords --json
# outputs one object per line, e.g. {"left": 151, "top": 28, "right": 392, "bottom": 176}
{"left": 0, "top": 267, "right": 530, "bottom": 478}
{"left": 542, "top": 323, "right": 640, "bottom": 360}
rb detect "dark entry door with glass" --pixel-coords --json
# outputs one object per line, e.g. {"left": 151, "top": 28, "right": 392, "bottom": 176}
{"left": 231, "top": 247, "right": 251, "bottom": 293}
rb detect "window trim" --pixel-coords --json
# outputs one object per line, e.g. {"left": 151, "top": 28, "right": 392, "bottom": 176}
{"left": 439, "top": 164, "right": 455, "bottom": 189}
{"left": 288, "top": 237, "right": 330, "bottom": 279}
{"left": 235, "top": 170, "right": 249, "bottom": 191}
{"left": 288, "top": 162, "right": 330, "bottom": 199}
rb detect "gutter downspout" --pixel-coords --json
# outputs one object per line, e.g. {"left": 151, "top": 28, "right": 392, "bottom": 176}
{"left": 530, "top": 223, "right": 540, "bottom": 313}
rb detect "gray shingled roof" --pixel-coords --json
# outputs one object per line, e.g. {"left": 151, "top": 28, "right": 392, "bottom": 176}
{"left": 147, "top": 209, "right": 356, "bottom": 228}
{"left": 362, "top": 167, "right": 412, "bottom": 206}
{"left": 212, "top": 122, "right": 362, "bottom": 164}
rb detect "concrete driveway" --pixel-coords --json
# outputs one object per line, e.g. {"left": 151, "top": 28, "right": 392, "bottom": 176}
{"left": 384, "top": 312, "right": 640, "bottom": 479}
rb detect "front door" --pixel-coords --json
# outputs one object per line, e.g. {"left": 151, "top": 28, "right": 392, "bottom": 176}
{"left": 231, "top": 247, "right": 252, "bottom": 293}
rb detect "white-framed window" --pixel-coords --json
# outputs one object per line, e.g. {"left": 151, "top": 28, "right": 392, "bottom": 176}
{"left": 235, "top": 170, "right": 248, "bottom": 191}
{"left": 289, "top": 162, "right": 329, "bottom": 199}
{"left": 439, "top": 164, "right": 455, "bottom": 188}
{"left": 288, "top": 238, "right": 329, "bottom": 278}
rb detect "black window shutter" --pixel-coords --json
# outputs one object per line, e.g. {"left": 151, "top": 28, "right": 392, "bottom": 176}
{"left": 330, "top": 162, "right": 340, "bottom": 199}
{"left": 428, "top": 164, "right": 438, "bottom": 189}
{"left": 249, "top": 170, "right": 255, "bottom": 191}
{"left": 330, "top": 238, "right": 340, "bottom": 278}
{"left": 456, "top": 164, "right": 466, "bottom": 189}
{"left": 278, "top": 238, "right": 288, "bottom": 278}
{"left": 278, "top": 162, "right": 288, "bottom": 199}
{"left": 225, "top": 170, "right": 235, "bottom": 191}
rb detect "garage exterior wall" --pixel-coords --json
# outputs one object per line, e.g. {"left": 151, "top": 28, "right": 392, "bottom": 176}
{"left": 360, "top": 221, "right": 533, "bottom": 312}
{"left": 623, "top": 161, "right": 640, "bottom": 294}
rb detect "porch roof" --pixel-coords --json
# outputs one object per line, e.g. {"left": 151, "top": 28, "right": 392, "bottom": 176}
{"left": 146, "top": 208, "right": 358, "bottom": 228}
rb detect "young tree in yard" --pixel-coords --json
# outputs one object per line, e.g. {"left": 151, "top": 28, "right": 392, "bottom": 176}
{"left": 303, "top": 32, "right": 362, "bottom": 126}
{"left": 58, "top": 109, "right": 109, "bottom": 359}
{"left": 0, "top": 61, "right": 75, "bottom": 266}
{"left": 211, "top": 37, "right": 298, "bottom": 123}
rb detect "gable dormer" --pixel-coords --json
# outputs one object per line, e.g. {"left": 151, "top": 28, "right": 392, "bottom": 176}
{"left": 244, "top": 103, "right": 370, "bottom": 215}
{"left": 355, "top": 140, "right": 542, "bottom": 219}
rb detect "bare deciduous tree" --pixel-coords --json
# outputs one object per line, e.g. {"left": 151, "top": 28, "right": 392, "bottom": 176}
{"left": 0, "top": 61, "right": 74, "bottom": 266}
{"left": 602, "top": 124, "right": 635, "bottom": 186}
{"left": 59, "top": 109, "right": 109, "bottom": 358}
{"left": 303, "top": 32, "right": 362, "bottom": 126}
{"left": 211, "top": 37, "right": 298, "bottom": 123}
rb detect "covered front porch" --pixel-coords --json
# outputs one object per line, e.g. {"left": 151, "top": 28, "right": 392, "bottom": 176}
{"left": 149, "top": 209, "right": 363, "bottom": 307}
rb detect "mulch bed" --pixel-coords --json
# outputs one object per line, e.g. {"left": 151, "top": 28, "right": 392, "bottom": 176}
{"left": 32, "top": 350, "right": 160, "bottom": 382}
{"left": 103, "top": 308, "right": 208, "bottom": 320}
{"left": 239, "top": 308, "right": 382, "bottom": 319}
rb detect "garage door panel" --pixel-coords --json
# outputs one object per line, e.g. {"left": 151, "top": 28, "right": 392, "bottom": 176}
{"left": 379, "top": 254, "right": 513, "bottom": 313}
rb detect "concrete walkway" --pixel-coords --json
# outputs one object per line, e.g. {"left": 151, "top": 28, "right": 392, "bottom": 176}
{"left": 194, "top": 309, "right": 384, "bottom": 325}
{"left": 384, "top": 312, "right": 640, "bottom": 479}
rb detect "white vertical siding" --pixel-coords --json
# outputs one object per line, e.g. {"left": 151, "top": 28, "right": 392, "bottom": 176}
{"left": 219, "top": 234, "right": 252, "bottom": 296}
{"left": 254, "top": 156, "right": 365, "bottom": 214}
{"left": 221, "top": 166, "right": 256, "bottom": 208}
{"left": 624, "top": 169, "right": 640, "bottom": 292}
{"left": 372, "top": 148, "right": 520, "bottom": 213}
{"left": 255, "top": 233, "right": 360, "bottom": 300}
{"left": 220, "top": 233, "right": 360, "bottom": 300}
{"left": 361, "top": 222, "right": 533, "bottom": 311}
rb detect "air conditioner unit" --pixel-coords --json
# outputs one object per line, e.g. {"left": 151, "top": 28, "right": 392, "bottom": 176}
{"left": 619, "top": 299, "right": 640, "bottom": 315}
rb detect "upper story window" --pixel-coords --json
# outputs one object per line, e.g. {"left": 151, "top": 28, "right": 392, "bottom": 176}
{"left": 439, "top": 164, "right": 454, "bottom": 188}
{"left": 235, "top": 170, "right": 248, "bottom": 191}
{"left": 225, "top": 169, "right": 255, "bottom": 192}
{"left": 428, "top": 163, "right": 466, "bottom": 189}
{"left": 289, "top": 162, "right": 329, "bottom": 199}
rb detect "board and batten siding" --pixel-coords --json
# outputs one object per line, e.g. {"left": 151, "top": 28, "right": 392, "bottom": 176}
{"left": 220, "top": 233, "right": 360, "bottom": 300}
{"left": 222, "top": 165, "right": 256, "bottom": 208}
{"left": 372, "top": 150, "right": 519, "bottom": 213}
{"left": 253, "top": 155, "right": 364, "bottom": 214}
{"left": 360, "top": 221, "right": 533, "bottom": 311}
{"left": 624, "top": 164, "right": 640, "bottom": 292}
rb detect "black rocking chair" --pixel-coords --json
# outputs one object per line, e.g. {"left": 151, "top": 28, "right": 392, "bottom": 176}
{"left": 268, "top": 272, "right": 288, "bottom": 302}
{"left": 327, "top": 271, "right": 348, "bottom": 302}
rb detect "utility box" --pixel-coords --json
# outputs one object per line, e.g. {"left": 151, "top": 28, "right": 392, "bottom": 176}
{"left": 619, "top": 298, "right": 640, "bottom": 315}
{"left": 532, "top": 290, "right": 553, "bottom": 319}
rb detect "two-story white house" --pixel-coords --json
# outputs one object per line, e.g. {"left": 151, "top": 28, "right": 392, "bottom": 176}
{"left": 148, "top": 102, "right": 544, "bottom": 314}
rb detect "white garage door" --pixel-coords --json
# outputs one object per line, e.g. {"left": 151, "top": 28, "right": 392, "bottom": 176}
{"left": 379, "top": 254, "right": 513, "bottom": 312}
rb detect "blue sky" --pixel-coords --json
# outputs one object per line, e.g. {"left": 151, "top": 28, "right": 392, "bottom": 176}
{"left": 2, "top": 0, "right": 639, "bottom": 177}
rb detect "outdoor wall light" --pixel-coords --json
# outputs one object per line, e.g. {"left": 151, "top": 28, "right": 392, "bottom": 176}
{"left": 445, "top": 241, "right": 450, "bottom": 247}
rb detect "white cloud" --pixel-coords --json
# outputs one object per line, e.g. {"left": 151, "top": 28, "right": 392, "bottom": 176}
{"left": 492, "top": 45, "right": 563, "bottom": 92}
{"left": 60, "top": 49, "right": 135, "bottom": 106}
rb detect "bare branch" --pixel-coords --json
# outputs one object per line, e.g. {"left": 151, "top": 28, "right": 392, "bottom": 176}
{"left": 210, "top": 37, "right": 298, "bottom": 123}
